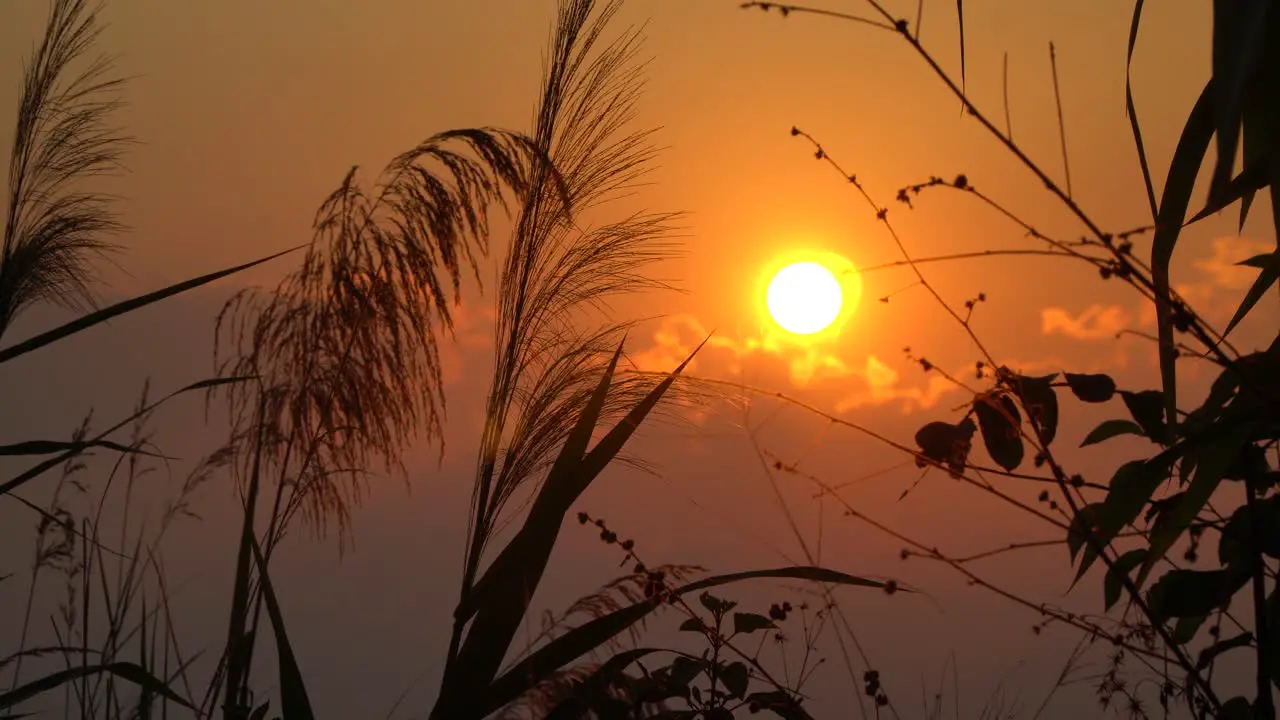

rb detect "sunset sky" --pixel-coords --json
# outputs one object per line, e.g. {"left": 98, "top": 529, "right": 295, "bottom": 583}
{"left": 1, "top": 1, "right": 1276, "bottom": 718}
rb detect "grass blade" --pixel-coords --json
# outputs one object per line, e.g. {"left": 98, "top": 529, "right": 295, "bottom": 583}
{"left": 444, "top": 339, "right": 705, "bottom": 714}
{"left": 0, "top": 246, "right": 300, "bottom": 365}
{"left": 220, "top": 395, "right": 268, "bottom": 720}
{"left": 0, "top": 663, "right": 195, "bottom": 711}
{"left": 482, "top": 565, "right": 890, "bottom": 716}
{"left": 456, "top": 341, "right": 626, "bottom": 625}
{"left": 247, "top": 535, "right": 316, "bottom": 720}
{"left": 0, "top": 376, "right": 255, "bottom": 498}
{"left": 0, "top": 439, "right": 165, "bottom": 458}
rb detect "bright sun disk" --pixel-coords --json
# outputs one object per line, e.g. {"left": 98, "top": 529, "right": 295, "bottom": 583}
{"left": 767, "top": 261, "right": 843, "bottom": 334}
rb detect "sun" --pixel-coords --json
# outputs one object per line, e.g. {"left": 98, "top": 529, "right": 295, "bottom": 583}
{"left": 767, "top": 261, "right": 844, "bottom": 335}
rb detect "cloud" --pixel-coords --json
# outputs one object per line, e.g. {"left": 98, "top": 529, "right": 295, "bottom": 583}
{"left": 629, "top": 314, "right": 968, "bottom": 415}
{"left": 1194, "top": 236, "right": 1273, "bottom": 290}
{"left": 1041, "top": 304, "right": 1130, "bottom": 340}
{"left": 832, "top": 355, "right": 960, "bottom": 413}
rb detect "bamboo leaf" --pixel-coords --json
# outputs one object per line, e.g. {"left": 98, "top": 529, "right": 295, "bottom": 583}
{"left": 1137, "top": 426, "right": 1255, "bottom": 587}
{"left": 1207, "top": 0, "right": 1269, "bottom": 202}
{"left": 1125, "top": 0, "right": 1158, "bottom": 220}
{"left": 1222, "top": 249, "right": 1278, "bottom": 337}
{"left": 1071, "top": 459, "right": 1170, "bottom": 585}
{"left": 1151, "top": 79, "right": 1216, "bottom": 449}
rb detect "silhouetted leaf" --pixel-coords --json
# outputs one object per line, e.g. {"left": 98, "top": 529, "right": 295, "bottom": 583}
{"left": 1119, "top": 389, "right": 1167, "bottom": 442}
{"left": 1124, "top": 0, "right": 1158, "bottom": 220}
{"left": 1072, "top": 459, "right": 1171, "bottom": 584}
{"left": 0, "top": 247, "right": 301, "bottom": 365}
{"left": 1239, "top": 253, "right": 1272, "bottom": 269}
{"left": 745, "top": 690, "right": 814, "bottom": 720}
{"left": 247, "top": 536, "right": 315, "bottom": 720}
{"left": 1197, "top": 632, "right": 1254, "bottom": 670}
{"left": 0, "top": 663, "right": 194, "bottom": 711}
{"left": 248, "top": 703, "right": 271, "bottom": 720}
{"left": 1081, "top": 419, "right": 1145, "bottom": 447}
{"left": 1218, "top": 696, "right": 1254, "bottom": 720}
{"left": 732, "top": 612, "right": 776, "bottom": 635}
{"left": 1139, "top": 427, "right": 1255, "bottom": 586}
{"left": 1067, "top": 503, "right": 1103, "bottom": 564}
{"left": 0, "top": 439, "right": 164, "bottom": 458}
{"left": 1223, "top": 249, "right": 1278, "bottom": 337}
{"left": 700, "top": 592, "right": 737, "bottom": 616}
{"left": 1003, "top": 370, "right": 1059, "bottom": 445}
{"left": 1173, "top": 614, "right": 1210, "bottom": 645}
{"left": 679, "top": 617, "right": 706, "bottom": 633}
{"left": 1104, "top": 548, "right": 1148, "bottom": 611}
{"left": 449, "top": 338, "right": 707, "bottom": 710}
{"left": 720, "top": 661, "right": 750, "bottom": 699}
{"left": 913, "top": 417, "right": 975, "bottom": 477}
{"left": 1151, "top": 80, "right": 1216, "bottom": 452}
{"left": 1064, "top": 373, "right": 1116, "bottom": 403}
{"left": 544, "top": 648, "right": 666, "bottom": 720}
{"left": 669, "top": 656, "right": 707, "bottom": 689}
{"left": 0, "top": 375, "right": 256, "bottom": 499}
{"left": 1207, "top": 0, "right": 1269, "bottom": 201}
{"left": 483, "top": 566, "right": 889, "bottom": 717}
{"left": 974, "top": 393, "right": 1023, "bottom": 471}
{"left": 1147, "top": 568, "right": 1250, "bottom": 620}
{"left": 1219, "top": 495, "right": 1280, "bottom": 567}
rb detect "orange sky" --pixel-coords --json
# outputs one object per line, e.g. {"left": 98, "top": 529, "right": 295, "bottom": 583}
{"left": 1, "top": 1, "right": 1276, "bottom": 718}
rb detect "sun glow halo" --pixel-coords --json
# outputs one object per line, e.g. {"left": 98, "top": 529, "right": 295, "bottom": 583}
{"left": 766, "top": 261, "right": 843, "bottom": 335}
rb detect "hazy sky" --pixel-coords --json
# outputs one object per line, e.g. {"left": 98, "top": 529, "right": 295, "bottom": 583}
{"left": 1, "top": 1, "right": 1276, "bottom": 718}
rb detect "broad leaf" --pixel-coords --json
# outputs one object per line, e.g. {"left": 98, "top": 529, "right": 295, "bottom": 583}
{"left": 1004, "top": 370, "right": 1059, "bottom": 445}
{"left": 720, "top": 661, "right": 750, "bottom": 699}
{"left": 913, "top": 418, "right": 975, "bottom": 477}
{"left": 1119, "top": 389, "right": 1167, "bottom": 442}
{"left": 1064, "top": 373, "right": 1116, "bottom": 403}
{"left": 1147, "top": 567, "right": 1250, "bottom": 620}
{"left": 1104, "top": 548, "right": 1148, "bottom": 611}
{"left": 974, "top": 393, "right": 1023, "bottom": 471}
{"left": 732, "top": 612, "right": 777, "bottom": 635}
